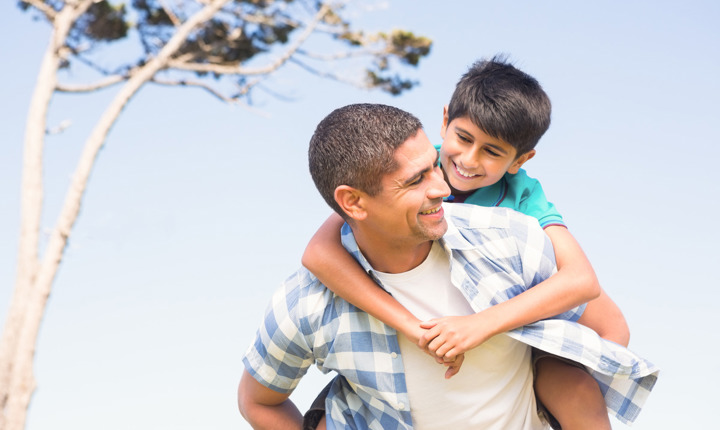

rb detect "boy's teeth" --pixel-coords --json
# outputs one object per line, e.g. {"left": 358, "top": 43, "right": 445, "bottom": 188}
{"left": 456, "top": 163, "right": 476, "bottom": 178}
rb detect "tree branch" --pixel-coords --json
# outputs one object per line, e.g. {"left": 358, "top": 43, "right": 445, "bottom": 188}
{"left": 22, "top": 0, "right": 57, "bottom": 20}
{"left": 56, "top": 74, "right": 128, "bottom": 92}
{"left": 150, "top": 76, "right": 256, "bottom": 103}
{"left": 289, "top": 56, "right": 370, "bottom": 90}
{"left": 296, "top": 46, "right": 391, "bottom": 62}
{"left": 158, "top": 0, "right": 182, "bottom": 27}
{"left": 166, "top": 3, "right": 333, "bottom": 76}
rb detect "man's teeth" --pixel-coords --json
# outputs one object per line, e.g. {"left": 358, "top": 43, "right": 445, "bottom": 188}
{"left": 456, "top": 164, "right": 477, "bottom": 178}
{"left": 421, "top": 207, "right": 441, "bottom": 215}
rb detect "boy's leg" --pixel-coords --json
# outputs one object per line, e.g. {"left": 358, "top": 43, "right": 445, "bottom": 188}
{"left": 534, "top": 351, "right": 611, "bottom": 430}
{"left": 302, "top": 379, "right": 332, "bottom": 430}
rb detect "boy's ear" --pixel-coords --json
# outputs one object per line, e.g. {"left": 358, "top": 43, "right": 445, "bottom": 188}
{"left": 508, "top": 149, "right": 536, "bottom": 174}
{"left": 440, "top": 105, "right": 450, "bottom": 139}
{"left": 334, "top": 185, "right": 368, "bottom": 221}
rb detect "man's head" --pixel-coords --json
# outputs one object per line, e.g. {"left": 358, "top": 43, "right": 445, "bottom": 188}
{"left": 439, "top": 56, "right": 550, "bottom": 194}
{"left": 309, "top": 103, "right": 425, "bottom": 216}
{"left": 309, "top": 104, "right": 450, "bottom": 262}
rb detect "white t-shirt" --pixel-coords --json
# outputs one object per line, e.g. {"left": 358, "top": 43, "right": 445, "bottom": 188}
{"left": 375, "top": 241, "right": 546, "bottom": 430}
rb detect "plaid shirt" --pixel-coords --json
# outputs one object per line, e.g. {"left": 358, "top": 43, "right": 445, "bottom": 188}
{"left": 243, "top": 203, "right": 659, "bottom": 429}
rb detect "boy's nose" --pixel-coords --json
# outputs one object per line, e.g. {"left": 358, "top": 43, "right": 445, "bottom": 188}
{"left": 461, "top": 145, "right": 483, "bottom": 169}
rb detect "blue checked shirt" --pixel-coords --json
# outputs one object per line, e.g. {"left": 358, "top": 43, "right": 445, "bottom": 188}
{"left": 243, "top": 203, "right": 659, "bottom": 429}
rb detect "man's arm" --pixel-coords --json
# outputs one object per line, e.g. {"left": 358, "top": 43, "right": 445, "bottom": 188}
{"left": 577, "top": 289, "right": 630, "bottom": 346}
{"left": 238, "top": 370, "right": 303, "bottom": 430}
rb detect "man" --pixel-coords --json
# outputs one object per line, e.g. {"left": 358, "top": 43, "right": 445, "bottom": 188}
{"left": 238, "top": 104, "right": 657, "bottom": 429}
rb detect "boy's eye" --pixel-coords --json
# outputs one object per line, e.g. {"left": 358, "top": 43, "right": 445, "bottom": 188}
{"left": 485, "top": 148, "right": 500, "bottom": 156}
{"left": 457, "top": 133, "right": 471, "bottom": 143}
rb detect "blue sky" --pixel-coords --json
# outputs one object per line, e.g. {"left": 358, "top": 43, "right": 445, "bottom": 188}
{"left": 1, "top": 1, "right": 718, "bottom": 428}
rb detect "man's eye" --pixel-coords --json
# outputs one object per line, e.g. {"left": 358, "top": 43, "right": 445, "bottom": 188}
{"left": 410, "top": 176, "right": 423, "bottom": 186}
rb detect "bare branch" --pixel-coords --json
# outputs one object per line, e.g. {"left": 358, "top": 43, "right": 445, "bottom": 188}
{"left": 56, "top": 74, "right": 128, "bottom": 92}
{"left": 296, "top": 46, "right": 390, "bottom": 62}
{"left": 22, "top": 0, "right": 57, "bottom": 20}
{"left": 158, "top": 0, "right": 182, "bottom": 27}
{"left": 167, "top": 3, "right": 333, "bottom": 76}
{"left": 290, "top": 56, "right": 370, "bottom": 90}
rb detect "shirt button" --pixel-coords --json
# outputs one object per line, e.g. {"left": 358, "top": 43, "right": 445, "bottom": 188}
{"left": 390, "top": 352, "right": 398, "bottom": 359}
{"left": 398, "top": 403, "right": 406, "bottom": 410}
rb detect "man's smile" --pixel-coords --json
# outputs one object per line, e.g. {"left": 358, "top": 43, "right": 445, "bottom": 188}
{"left": 420, "top": 206, "right": 442, "bottom": 215}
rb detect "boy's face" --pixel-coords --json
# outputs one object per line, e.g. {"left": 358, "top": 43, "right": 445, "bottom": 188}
{"left": 440, "top": 111, "right": 535, "bottom": 195}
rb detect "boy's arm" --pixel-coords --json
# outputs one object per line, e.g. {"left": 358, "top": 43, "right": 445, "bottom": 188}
{"left": 301, "top": 213, "right": 425, "bottom": 343}
{"left": 238, "top": 370, "right": 303, "bottom": 429}
{"left": 420, "top": 225, "right": 604, "bottom": 359}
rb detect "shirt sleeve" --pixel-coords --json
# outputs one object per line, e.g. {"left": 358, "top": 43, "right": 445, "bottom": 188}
{"left": 508, "top": 210, "right": 585, "bottom": 321}
{"left": 242, "top": 278, "right": 315, "bottom": 393}
{"left": 506, "top": 169, "right": 566, "bottom": 229}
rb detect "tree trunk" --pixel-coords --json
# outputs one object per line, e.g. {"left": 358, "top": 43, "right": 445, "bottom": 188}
{"left": 0, "top": 2, "right": 231, "bottom": 429}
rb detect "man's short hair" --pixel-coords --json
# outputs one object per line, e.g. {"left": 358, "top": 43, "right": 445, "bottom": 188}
{"left": 447, "top": 55, "right": 552, "bottom": 156}
{"left": 308, "top": 103, "right": 423, "bottom": 217}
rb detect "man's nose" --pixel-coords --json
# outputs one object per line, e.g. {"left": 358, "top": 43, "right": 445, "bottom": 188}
{"left": 428, "top": 165, "right": 451, "bottom": 199}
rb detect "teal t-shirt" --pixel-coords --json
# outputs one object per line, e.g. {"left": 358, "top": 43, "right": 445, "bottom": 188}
{"left": 436, "top": 145, "right": 565, "bottom": 228}
{"left": 457, "top": 169, "right": 565, "bottom": 228}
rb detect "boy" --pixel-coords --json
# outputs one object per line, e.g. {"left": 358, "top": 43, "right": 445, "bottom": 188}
{"left": 302, "top": 57, "right": 629, "bottom": 429}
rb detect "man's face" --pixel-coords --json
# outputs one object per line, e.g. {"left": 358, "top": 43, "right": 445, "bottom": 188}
{"left": 362, "top": 130, "right": 451, "bottom": 246}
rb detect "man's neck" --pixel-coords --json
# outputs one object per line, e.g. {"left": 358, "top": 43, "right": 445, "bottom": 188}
{"left": 354, "top": 234, "right": 434, "bottom": 274}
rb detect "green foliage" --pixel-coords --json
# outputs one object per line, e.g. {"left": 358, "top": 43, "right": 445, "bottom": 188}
{"left": 72, "top": 1, "right": 129, "bottom": 42}
{"left": 19, "top": 0, "right": 432, "bottom": 97}
{"left": 388, "top": 30, "right": 431, "bottom": 66}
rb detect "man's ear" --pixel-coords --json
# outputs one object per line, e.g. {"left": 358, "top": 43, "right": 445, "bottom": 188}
{"left": 508, "top": 149, "right": 536, "bottom": 174}
{"left": 440, "top": 105, "right": 450, "bottom": 139}
{"left": 334, "top": 185, "right": 368, "bottom": 221}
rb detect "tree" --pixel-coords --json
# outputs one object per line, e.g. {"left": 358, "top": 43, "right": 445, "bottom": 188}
{"left": 0, "top": 1, "right": 431, "bottom": 428}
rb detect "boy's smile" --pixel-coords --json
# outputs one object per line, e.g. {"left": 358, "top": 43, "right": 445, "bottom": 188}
{"left": 440, "top": 115, "right": 534, "bottom": 195}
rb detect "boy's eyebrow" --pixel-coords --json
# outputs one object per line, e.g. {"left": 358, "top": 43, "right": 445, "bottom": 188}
{"left": 454, "top": 125, "right": 510, "bottom": 155}
{"left": 401, "top": 151, "right": 440, "bottom": 186}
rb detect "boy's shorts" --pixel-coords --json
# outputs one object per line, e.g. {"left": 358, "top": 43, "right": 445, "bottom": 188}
{"left": 533, "top": 348, "right": 589, "bottom": 430}
{"left": 302, "top": 379, "right": 332, "bottom": 430}
{"left": 302, "top": 349, "right": 587, "bottom": 430}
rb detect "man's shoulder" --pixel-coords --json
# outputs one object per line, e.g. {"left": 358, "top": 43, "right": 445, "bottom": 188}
{"left": 444, "top": 201, "right": 540, "bottom": 230}
{"left": 271, "top": 267, "right": 337, "bottom": 321}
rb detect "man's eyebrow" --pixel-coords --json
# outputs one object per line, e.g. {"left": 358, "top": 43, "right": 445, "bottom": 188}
{"left": 401, "top": 151, "right": 440, "bottom": 186}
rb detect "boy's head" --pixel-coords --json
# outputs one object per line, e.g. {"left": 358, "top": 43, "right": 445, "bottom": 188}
{"left": 440, "top": 56, "right": 551, "bottom": 194}
{"left": 446, "top": 56, "right": 551, "bottom": 155}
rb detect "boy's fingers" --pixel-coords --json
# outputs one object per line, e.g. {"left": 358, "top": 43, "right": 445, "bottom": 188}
{"left": 419, "top": 319, "right": 439, "bottom": 329}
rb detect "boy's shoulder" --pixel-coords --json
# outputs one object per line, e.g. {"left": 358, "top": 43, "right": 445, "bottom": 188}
{"left": 504, "top": 168, "right": 542, "bottom": 188}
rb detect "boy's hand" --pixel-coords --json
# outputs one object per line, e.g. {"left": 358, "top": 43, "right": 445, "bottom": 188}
{"left": 442, "top": 353, "right": 465, "bottom": 379}
{"left": 418, "top": 314, "right": 495, "bottom": 360}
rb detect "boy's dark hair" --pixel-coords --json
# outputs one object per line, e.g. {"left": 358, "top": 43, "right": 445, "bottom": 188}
{"left": 447, "top": 55, "right": 551, "bottom": 156}
{"left": 308, "top": 103, "right": 423, "bottom": 217}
